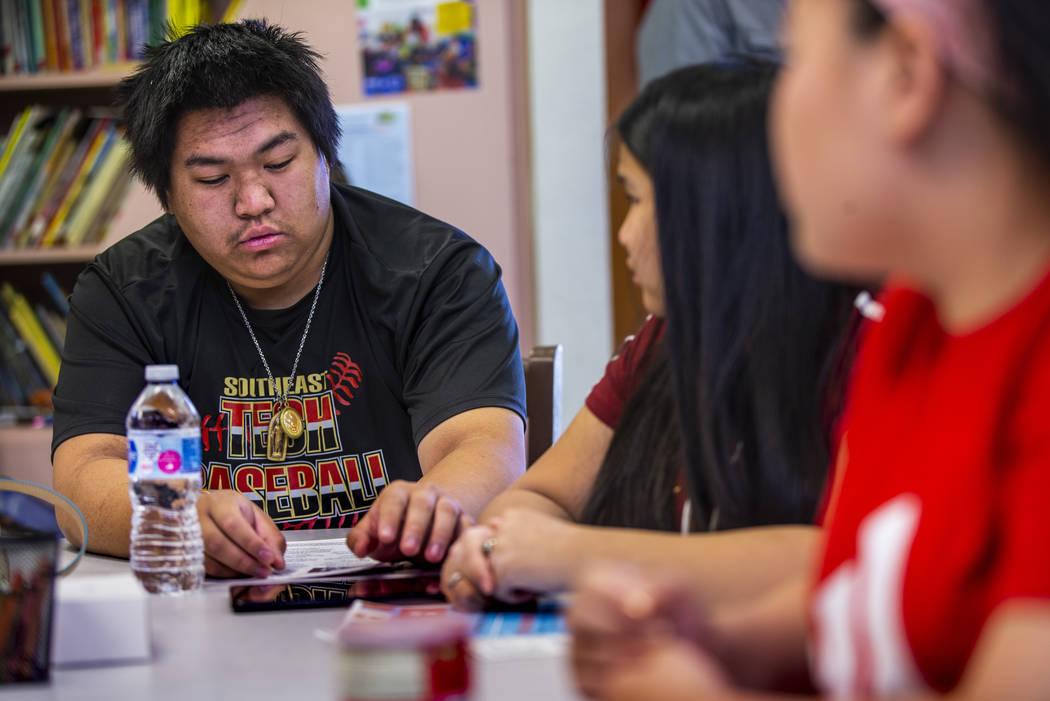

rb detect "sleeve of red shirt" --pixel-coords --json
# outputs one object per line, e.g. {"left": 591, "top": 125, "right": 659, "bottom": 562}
{"left": 584, "top": 315, "right": 664, "bottom": 429}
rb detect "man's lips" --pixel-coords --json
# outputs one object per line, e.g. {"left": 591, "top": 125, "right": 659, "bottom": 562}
{"left": 239, "top": 227, "right": 283, "bottom": 250}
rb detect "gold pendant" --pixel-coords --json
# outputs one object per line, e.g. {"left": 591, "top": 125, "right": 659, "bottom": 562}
{"left": 267, "top": 403, "right": 288, "bottom": 461}
{"left": 279, "top": 406, "right": 304, "bottom": 439}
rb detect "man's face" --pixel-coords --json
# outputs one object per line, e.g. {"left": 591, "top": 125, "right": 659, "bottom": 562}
{"left": 167, "top": 95, "right": 333, "bottom": 306}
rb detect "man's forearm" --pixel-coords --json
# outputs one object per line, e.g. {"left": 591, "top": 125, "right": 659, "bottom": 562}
{"left": 418, "top": 437, "right": 524, "bottom": 519}
{"left": 54, "top": 456, "right": 133, "bottom": 558}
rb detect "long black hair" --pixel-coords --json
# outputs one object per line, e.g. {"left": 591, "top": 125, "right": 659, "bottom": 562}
{"left": 581, "top": 60, "right": 860, "bottom": 532}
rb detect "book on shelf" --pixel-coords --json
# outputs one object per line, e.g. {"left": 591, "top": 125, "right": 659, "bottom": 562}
{"left": 0, "top": 107, "right": 79, "bottom": 244}
{"left": 38, "top": 116, "right": 111, "bottom": 246}
{"left": 0, "top": 295, "right": 52, "bottom": 409}
{"left": 0, "top": 276, "right": 70, "bottom": 412}
{"left": 40, "top": 271, "right": 70, "bottom": 316}
{"left": 0, "top": 0, "right": 221, "bottom": 76}
{"left": 0, "top": 107, "right": 131, "bottom": 250}
{"left": 1, "top": 282, "right": 61, "bottom": 387}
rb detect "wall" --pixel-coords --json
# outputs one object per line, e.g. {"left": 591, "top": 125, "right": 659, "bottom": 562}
{"left": 527, "top": 0, "right": 613, "bottom": 424}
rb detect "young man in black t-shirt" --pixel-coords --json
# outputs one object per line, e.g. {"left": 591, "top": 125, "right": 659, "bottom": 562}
{"left": 51, "top": 21, "right": 526, "bottom": 579}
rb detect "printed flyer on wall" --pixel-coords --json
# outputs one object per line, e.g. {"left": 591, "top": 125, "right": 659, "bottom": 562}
{"left": 335, "top": 102, "right": 415, "bottom": 206}
{"left": 356, "top": 0, "right": 478, "bottom": 96}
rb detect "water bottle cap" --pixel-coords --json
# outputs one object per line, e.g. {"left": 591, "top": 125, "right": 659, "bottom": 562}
{"left": 144, "top": 364, "right": 179, "bottom": 382}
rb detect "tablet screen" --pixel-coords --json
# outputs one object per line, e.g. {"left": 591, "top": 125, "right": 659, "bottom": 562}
{"left": 229, "top": 568, "right": 443, "bottom": 612}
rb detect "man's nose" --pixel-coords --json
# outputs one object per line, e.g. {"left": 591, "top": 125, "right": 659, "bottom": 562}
{"left": 235, "top": 179, "right": 276, "bottom": 218}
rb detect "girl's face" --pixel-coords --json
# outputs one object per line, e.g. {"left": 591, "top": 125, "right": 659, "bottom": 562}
{"left": 616, "top": 144, "right": 666, "bottom": 316}
{"left": 771, "top": 0, "right": 903, "bottom": 279}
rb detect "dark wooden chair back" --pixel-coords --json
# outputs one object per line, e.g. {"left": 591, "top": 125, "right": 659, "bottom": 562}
{"left": 523, "top": 345, "right": 563, "bottom": 466}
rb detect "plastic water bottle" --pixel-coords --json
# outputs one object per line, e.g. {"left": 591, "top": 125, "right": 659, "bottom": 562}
{"left": 126, "top": 364, "right": 204, "bottom": 594}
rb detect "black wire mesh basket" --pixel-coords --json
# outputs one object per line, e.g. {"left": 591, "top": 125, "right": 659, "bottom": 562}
{"left": 0, "top": 478, "right": 86, "bottom": 685}
{"left": 0, "top": 524, "right": 59, "bottom": 683}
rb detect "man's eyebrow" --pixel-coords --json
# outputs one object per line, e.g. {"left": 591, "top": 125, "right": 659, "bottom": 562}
{"left": 183, "top": 131, "right": 299, "bottom": 168}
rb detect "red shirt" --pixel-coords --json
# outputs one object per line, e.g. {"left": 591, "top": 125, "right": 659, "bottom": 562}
{"left": 812, "top": 273, "right": 1050, "bottom": 695}
{"left": 585, "top": 315, "right": 665, "bottom": 428}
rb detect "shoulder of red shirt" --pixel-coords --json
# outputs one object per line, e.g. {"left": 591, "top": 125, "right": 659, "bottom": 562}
{"left": 585, "top": 315, "right": 666, "bottom": 429}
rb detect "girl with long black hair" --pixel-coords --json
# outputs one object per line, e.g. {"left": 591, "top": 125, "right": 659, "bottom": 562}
{"left": 570, "top": 1, "right": 1050, "bottom": 699}
{"left": 440, "top": 59, "right": 861, "bottom": 609}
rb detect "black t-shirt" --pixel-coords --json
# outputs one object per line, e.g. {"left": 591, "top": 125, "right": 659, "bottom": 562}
{"left": 53, "top": 184, "right": 526, "bottom": 529}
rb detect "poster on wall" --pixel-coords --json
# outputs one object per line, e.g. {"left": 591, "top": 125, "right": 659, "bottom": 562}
{"left": 356, "top": 0, "right": 478, "bottom": 96}
{"left": 336, "top": 102, "right": 415, "bottom": 207}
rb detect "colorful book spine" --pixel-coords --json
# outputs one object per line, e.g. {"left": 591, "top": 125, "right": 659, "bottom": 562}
{"left": 1, "top": 282, "right": 61, "bottom": 387}
{"left": 27, "top": 113, "right": 101, "bottom": 248}
{"left": 18, "top": 112, "right": 80, "bottom": 248}
{"left": 0, "top": 0, "right": 13, "bottom": 75}
{"left": 66, "top": 0, "right": 83, "bottom": 69}
{"left": 11, "top": 0, "right": 28, "bottom": 73}
{"left": 89, "top": 0, "right": 102, "bottom": 64}
{"left": 39, "top": 118, "right": 109, "bottom": 247}
{"left": 78, "top": 0, "right": 93, "bottom": 68}
{"left": 53, "top": 0, "right": 73, "bottom": 70}
{"left": 0, "top": 106, "right": 43, "bottom": 230}
{"left": 40, "top": 272, "right": 70, "bottom": 317}
{"left": 0, "top": 305, "right": 48, "bottom": 403}
{"left": 40, "top": 0, "right": 59, "bottom": 70}
{"left": 0, "top": 106, "right": 33, "bottom": 183}
{"left": 0, "top": 108, "right": 70, "bottom": 245}
{"left": 63, "top": 132, "right": 127, "bottom": 246}
{"left": 27, "top": 0, "right": 45, "bottom": 71}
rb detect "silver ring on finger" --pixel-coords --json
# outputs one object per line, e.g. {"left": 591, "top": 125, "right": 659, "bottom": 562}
{"left": 481, "top": 537, "right": 497, "bottom": 558}
{"left": 447, "top": 571, "right": 465, "bottom": 589}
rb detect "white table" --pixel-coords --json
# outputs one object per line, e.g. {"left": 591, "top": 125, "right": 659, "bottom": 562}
{"left": 9, "top": 530, "right": 583, "bottom": 701}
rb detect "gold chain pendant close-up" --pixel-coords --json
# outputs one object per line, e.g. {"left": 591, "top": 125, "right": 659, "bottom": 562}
{"left": 279, "top": 406, "right": 305, "bottom": 440}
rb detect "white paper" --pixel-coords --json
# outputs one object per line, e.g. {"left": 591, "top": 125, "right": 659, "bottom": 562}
{"left": 205, "top": 538, "right": 380, "bottom": 588}
{"left": 336, "top": 102, "right": 414, "bottom": 206}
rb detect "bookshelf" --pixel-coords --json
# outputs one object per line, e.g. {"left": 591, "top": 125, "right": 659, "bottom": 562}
{"left": 0, "top": 2, "right": 240, "bottom": 484}
{"left": 0, "top": 72, "right": 161, "bottom": 486}
{"left": 0, "top": 65, "right": 140, "bottom": 91}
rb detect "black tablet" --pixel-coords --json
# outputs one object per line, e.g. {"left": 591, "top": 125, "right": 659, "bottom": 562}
{"left": 229, "top": 568, "right": 444, "bottom": 612}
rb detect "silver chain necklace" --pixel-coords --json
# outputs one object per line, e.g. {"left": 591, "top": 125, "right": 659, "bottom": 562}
{"left": 225, "top": 252, "right": 329, "bottom": 460}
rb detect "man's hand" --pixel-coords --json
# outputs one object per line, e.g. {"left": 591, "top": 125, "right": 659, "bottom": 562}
{"left": 198, "top": 490, "right": 287, "bottom": 578}
{"left": 346, "top": 480, "right": 471, "bottom": 563}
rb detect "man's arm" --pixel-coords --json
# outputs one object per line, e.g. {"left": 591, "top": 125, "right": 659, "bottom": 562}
{"left": 53, "top": 434, "right": 134, "bottom": 557}
{"left": 54, "top": 432, "right": 286, "bottom": 577}
{"left": 346, "top": 406, "right": 525, "bottom": 562}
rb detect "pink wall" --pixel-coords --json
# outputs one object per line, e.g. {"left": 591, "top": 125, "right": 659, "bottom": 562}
{"left": 236, "top": 0, "right": 535, "bottom": 349}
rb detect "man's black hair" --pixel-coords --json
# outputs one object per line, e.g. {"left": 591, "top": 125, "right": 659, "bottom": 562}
{"left": 117, "top": 19, "right": 341, "bottom": 209}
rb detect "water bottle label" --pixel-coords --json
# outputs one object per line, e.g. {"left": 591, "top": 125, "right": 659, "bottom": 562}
{"left": 127, "top": 429, "right": 202, "bottom": 478}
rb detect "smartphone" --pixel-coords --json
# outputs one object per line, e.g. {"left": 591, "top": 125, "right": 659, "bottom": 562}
{"left": 229, "top": 569, "right": 444, "bottom": 613}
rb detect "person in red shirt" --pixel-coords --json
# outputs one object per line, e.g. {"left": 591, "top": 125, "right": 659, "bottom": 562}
{"left": 439, "top": 60, "right": 863, "bottom": 610}
{"left": 568, "top": 1, "right": 1050, "bottom": 700}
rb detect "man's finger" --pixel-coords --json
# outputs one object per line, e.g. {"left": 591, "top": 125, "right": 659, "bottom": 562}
{"left": 205, "top": 553, "right": 245, "bottom": 579}
{"left": 398, "top": 486, "right": 438, "bottom": 557}
{"left": 346, "top": 511, "right": 378, "bottom": 557}
{"left": 246, "top": 501, "right": 287, "bottom": 569}
{"left": 422, "top": 497, "right": 459, "bottom": 562}
{"left": 202, "top": 498, "right": 278, "bottom": 577}
{"left": 374, "top": 483, "right": 411, "bottom": 545}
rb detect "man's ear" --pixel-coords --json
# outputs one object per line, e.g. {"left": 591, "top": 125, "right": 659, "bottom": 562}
{"left": 878, "top": 12, "right": 948, "bottom": 146}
